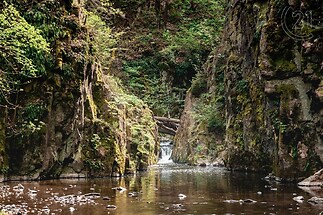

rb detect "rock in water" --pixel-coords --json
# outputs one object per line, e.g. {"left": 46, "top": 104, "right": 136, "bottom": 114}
{"left": 102, "top": 196, "right": 111, "bottom": 200}
{"left": 84, "top": 192, "right": 101, "bottom": 198}
{"left": 178, "top": 194, "right": 187, "bottom": 200}
{"left": 128, "top": 192, "right": 139, "bottom": 197}
{"left": 107, "top": 205, "right": 117, "bottom": 209}
{"left": 223, "top": 200, "right": 240, "bottom": 203}
{"left": 112, "top": 186, "right": 127, "bottom": 192}
{"left": 240, "top": 199, "right": 257, "bottom": 204}
{"left": 298, "top": 169, "right": 323, "bottom": 187}
{"left": 308, "top": 197, "right": 323, "bottom": 204}
{"left": 292, "top": 196, "right": 304, "bottom": 203}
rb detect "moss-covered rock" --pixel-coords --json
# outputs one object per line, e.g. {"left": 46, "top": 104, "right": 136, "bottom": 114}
{"left": 1, "top": 70, "right": 158, "bottom": 180}
{"left": 0, "top": 1, "right": 159, "bottom": 180}
{"left": 0, "top": 110, "right": 8, "bottom": 181}
{"left": 172, "top": 55, "right": 226, "bottom": 166}
{"left": 80, "top": 74, "right": 158, "bottom": 177}
{"left": 222, "top": 0, "right": 322, "bottom": 179}
{"left": 173, "top": 0, "right": 323, "bottom": 179}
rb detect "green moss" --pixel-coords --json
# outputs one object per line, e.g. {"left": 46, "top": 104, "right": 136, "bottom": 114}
{"left": 191, "top": 75, "right": 207, "bottom": 97}
{"left": 0, "top": 116, "right": 8, "bottom": 174}
{"left": 276, "top": 84, "right": 298, "bottom": 95}
{"left": 83, "top": 73, "right": 158, "bottom": 176}
{"left": 228, "top": 53, "right": 242, "bottom": 63}
{"left": 273, "top": 59, "right": 297, "bottom": 73}
{"left": 276, "top": 84, "right": 298, "bottom": 114}
{"left": 82, "top": 130, "right": 116, "bottom": 176}
{"left": 21, "top": 103, "right": 46, "bottom": 122}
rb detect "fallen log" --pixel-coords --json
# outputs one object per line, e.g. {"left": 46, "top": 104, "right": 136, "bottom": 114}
{"left": 157, "top": 125, "right": 177, "bottom": 136}
{"left": 154, "top": 116, "right": 180, "bottom": 135}
{"left": 154, "top": 116, "right": 180, "bottom": 123}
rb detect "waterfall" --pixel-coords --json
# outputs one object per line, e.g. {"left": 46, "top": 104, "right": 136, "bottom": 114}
{"left": 158, "top": 141, "right": 173, "bottom": 164}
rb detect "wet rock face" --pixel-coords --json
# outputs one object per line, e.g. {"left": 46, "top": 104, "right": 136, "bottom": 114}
{"left": 298, "top": 169, "right": 323, "bottom": 187}
{"left": 219, "top": 0, "right": 322, "bottom": 177}
{"left": 174, "top": 0, "right": 322, "bottom": 179}
{"left": 172, "top": 89, "right": 225, "bottom": 166}
{"left": 0, "top": 73, "right": 159, "bottom": 180}
{"left": 0, "top": 3, "right": 158, "bottom": 181}
{"left": 171, "top": 90, "right": 195, "bottom": 164}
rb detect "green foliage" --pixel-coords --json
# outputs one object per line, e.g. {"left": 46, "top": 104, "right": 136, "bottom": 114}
{"left": 195, "top": 144, "right": 204, "bottom": 153}
{"left": 193, "top": 94, "right": 224, "bottom": 132}
{"left": 21, "top": 1, "right": 79, "bottom": 77}
{"left": 0, "top": 166, "right": 9, "bottom": 174}
{"left": 91, "top": 133, "right": 102, "bottom": 149}
{"left": 84, "top": 159, "right": 105, "bottom": 171}
{"left": 0, "top": 4, "right": 49, "bottom": 76}
{"left": 20, "top": 0, "right": 120, "bottom": 80}
{"left": 123, "top": 58, "right": 185, "bottom": 116}
{"left": 7, "top": 103, "right": 47, "bottom": 137}
{"left": 119, "top": 0, "right": 226, "bottom": 117}
{"left": 86, "top": 12, "right": 119, "bottom": 66}
{"left": 20, "top": 121, "right": 45, "bottom": 135}
{"left": 22, "top": 104, "right": 45, "bottom": 122}
{"left": 0, "top": 3, "right": 49, "bottom": 106}
{"left": 8, "top": 118, "right": 45, "bottom": 140}
{"left": 142, "top": 80, "right": 185, "bottom": 117}
{"left": 162, "top": 20, "right": 223, "bottom": 54}
{"left": 167, "top": 0, "right": 226, "bottom": 51}
{"left": 86, "top": 0, "right": 123, "bottom": 23}
{"left": 191, "top": 73, "right": 207, "bottom": 97}
{"left": 236, "top": 79, "right": 249, "bottom": 93}
{"left": 173, "top": 0, "right": 226, "bottom": 18}
{"left": 23, "top": 1, "right": 68, "bottom": 43}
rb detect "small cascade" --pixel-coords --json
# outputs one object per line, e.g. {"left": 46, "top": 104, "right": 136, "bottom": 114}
{"left": 158, "top": 141, "right": 173, "bottom": 164}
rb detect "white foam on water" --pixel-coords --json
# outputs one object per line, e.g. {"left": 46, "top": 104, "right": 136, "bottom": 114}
{"left": 158, "top": 141, "right": 173, "bottom": 164}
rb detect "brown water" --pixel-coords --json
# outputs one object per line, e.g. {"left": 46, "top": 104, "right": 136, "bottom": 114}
{"left": 1, "top": 164, "right": 323, "bottom": 214}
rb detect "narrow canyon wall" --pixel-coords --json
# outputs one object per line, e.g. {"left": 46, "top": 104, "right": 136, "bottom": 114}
{"left": 1, "top": 72, "right": 158, "bottom": 181}
{"left": 0, "top": 1, "right": 158, "bottom": 181}
{"left": 173, "top": 0, "right": 322, "bottom": 180}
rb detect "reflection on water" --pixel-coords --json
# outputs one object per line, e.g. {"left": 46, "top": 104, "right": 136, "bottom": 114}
{"left": 1, "top": 164, "right": 323, "bottom": 214}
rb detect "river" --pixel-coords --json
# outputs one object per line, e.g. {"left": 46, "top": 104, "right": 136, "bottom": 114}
{"left": 0, "top": 143, "right": 322, "bottom": 214}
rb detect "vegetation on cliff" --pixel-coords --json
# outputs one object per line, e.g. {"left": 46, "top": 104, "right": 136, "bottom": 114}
{"left": 173, "top": 0, "right": 323, "bottom": 180}
{"left": 0, "top": 0, "right": 321, "bottom": 182}
{"left": 0, "top": 3, "right": 49, "bottom": 107}
{"left": 111, "top": 0, "right": 225, "bottom": 117}
{"left": 0, "top": 0, "right": 158, "bottom": 180}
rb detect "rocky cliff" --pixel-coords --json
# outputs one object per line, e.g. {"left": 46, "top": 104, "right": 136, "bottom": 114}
{"left": 0, "top": 1, "right": 158, "bottom": 181}
{"left": 173, "top": 0, "right": 323, "bottom": 180}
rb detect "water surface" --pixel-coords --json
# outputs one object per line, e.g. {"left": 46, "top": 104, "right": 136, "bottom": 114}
{"left": 1, "top": 164, "right": 323, "bottom": 214}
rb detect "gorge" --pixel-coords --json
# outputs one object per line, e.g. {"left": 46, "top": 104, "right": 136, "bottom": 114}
{"left": 172, "top": 0, "right": 323, "bottom": 182}
{"left": 0, "top": 0, "right": 322, "bottom": 188}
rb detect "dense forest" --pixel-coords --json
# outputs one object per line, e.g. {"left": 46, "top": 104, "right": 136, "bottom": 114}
{"left": 0, "top": 0, "right": 322, "bottom": 182}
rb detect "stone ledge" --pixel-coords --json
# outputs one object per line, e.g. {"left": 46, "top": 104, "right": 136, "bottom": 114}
{"left": 298, "top": 169, "right": 323, "bottom": 187}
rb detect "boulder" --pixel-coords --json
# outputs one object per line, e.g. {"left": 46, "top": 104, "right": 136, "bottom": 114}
{"left": 308, "top": 197, "right": 323, "bottom": 204}
{"left": 292, "top": 196, "right": 304, "bottom": 203}
{"left": 298, "top": 169, "right": 323, "bottom": 187}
